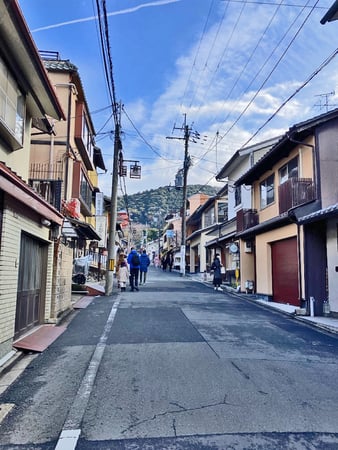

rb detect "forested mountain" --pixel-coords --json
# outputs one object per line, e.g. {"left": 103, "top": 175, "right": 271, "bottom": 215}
{"left": 117, "top": 185, "right": 218, "bottom": 225}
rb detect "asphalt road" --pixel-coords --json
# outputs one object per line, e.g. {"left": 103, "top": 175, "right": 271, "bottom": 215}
{"left": 0, "top": 267, "right": 338, "bottom": 449}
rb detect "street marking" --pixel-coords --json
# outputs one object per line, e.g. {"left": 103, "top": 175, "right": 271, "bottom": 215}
{"left": 55, "top": 429, "right": 80, "bottom": 450}
{"left": 55, "top": 296, "right": 120, "bottom": 450}
{"left": 0, "top": 403, "right": 15, "bottom": 424}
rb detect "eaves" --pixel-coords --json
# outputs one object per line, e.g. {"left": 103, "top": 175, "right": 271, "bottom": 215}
{"left": 0, "top": 161, "right": 63, "bottom": 225}
{"left": 235, "top": 108, "right": 338, "bottom": 186}
{"left": 216, "top": 135, "right": 282, "bottom": 181}
{"left": 298, "top": 203, "right": 338, "bottom": 224}
{"left": 0, "top": 2, "right": 65, "bottom": 120}
{"left": 320, "top": 0, "right": 338, "bottom": 23}
{"left": 236, "top": 214, "right": 292, "bottom": 239}
{"left": 186, "top": 223, "right": 218, "bottom": 241}
{"left": 205, "top": 217, "right": 237, "bottom": 236}
{"left": 205, "top": 230, "right": 237, "bottom": 248}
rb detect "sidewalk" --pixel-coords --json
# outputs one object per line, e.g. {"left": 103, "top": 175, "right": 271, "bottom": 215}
{"left": 239, "top": 293, "right": 338, "bottom": 335}
{"left": 194, "top": 273, "right": 338, "bottom": 335}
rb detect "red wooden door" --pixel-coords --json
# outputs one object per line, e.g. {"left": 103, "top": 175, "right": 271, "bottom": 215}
{"left": 271, "top": 237, "right": 300, "bottom": 306}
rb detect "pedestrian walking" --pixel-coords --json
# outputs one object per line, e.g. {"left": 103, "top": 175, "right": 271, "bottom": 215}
{"left": 116, "top": 252, "right": 127, "bottom": 288}
{"left": 139, "top": 250, "right": 150, "bottom": 284}
{"left": 211, "top": 253, "right": 223, "bottom": 291}
{"left": 127, "top": 247, "right": 140, "bottom": 291}
{"left": 161, "top": 254, "right": 167, "bottom": 271}
{"left": 117, "top": 261, "right": 129, "bottom": 292}
{"left": 154, "top": 255, "right": 160, "bottom": 268}
{"left": 166, "top": 246, "right": 174, "bottom": 272}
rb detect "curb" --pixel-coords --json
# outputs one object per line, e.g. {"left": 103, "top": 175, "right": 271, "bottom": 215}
{"left": 197, "top": 278, "right": 338, "bottom": 336}
{"left": 0, "top": 350, "right": 25, "bottom": 378}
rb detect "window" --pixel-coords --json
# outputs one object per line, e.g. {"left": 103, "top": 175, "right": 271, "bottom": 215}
{"left": 204, "top": 208, "right": 215, "bottom": 227}
{"left": 234, "top": 186, "right": 242, "bottom": 206}
{"left": 0, "top": 57, "right": 25, "bottom": 147}
{"left": 218, "top": 202, "right": 228, "bottom": 222}
{"left": 80, "top": 171, "right": 93, "bottom": 209}
{"left": 279, "top": 157, "right": 298, "bottom": 184}
{"left": 260, "top": 174, "right": 275, "bottom": 208}
{"left": 82, "top": 112, "right": 93, "bottom": 160}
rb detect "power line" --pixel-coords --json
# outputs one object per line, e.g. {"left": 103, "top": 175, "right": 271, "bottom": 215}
{"left": 122, "top": 106, "right": 172, "bottom": 161}
{"left": 216, "top": 0, "right": 319, "bottom": 147}
{"left": 240, "top": 46, "right": 338, "bottom": 148}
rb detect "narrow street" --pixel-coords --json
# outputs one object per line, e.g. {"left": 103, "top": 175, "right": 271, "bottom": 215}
{"left": 1, "top": 267, "right": 338, "bottom": 450}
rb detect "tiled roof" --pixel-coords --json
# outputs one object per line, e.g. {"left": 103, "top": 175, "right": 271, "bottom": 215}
{"left": 298, "top": 203, "right": 338, "bottom": 224}
{"left": 43, "top": 59, "right": 78, "bottom": 72}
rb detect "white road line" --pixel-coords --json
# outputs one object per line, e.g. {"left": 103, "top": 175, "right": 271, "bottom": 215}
{"left": 0, "top": 403, "right": 15, "bottom": 424}
{"left": 55, "top": 297, "right": 120, "bottom": 450}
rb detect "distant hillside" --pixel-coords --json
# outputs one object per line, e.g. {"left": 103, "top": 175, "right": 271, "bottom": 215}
{"left": 117, "top": 185, "right": 218, "bottom": 225}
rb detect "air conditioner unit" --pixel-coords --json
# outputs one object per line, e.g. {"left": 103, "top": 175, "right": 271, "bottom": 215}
{"left": 244, "top": 241, "right": 252, "bottom": 253}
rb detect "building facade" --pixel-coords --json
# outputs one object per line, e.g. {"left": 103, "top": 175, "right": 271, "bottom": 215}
{"left": 235, "top": 109, "right": 338, "bottom": 316}
{"left": 0, "top": 1, "right": 65, "bottom": 359}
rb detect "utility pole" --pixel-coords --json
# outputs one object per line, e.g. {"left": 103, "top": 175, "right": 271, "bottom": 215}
{"left": 167, "top": 114, "right": 193, "bottom": 276}
{"left": 105, "top": 102, "right": 122, "bottom": 295}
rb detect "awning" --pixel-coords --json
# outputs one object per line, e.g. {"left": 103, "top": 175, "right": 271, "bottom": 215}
{"left": 0, "top": 161, "right": 63, "bottom": 226}
{"left": 205, "top": 231, "right": 236, "bottom": 248}
{"left": 62, "top": 218, "right": 101, "bottom": 240}
{"left": 93, "top": 146, "right": 106, "bottom": 172}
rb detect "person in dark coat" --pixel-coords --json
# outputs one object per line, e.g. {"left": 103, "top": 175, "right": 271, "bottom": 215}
{"left": 211, "top": 253, "right": 223, "bottom": 291}
{"left": 139, "top": 250, "right": 150, "bottom": 284}
{"left": 127, "top": 248, "right": 140, "bottom": 291}
{"left": 165, "top": 246, "right": 174, "bottom": 272}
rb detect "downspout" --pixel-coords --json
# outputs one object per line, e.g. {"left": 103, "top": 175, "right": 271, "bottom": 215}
{"left": 286, "top": 133, "right": 317, "bottom": 309}
{"left": 54, "top": 83, "right": 78, "bottom": 200}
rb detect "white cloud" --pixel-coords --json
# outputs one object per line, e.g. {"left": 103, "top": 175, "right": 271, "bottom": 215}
{"left": 99, "top": 1, "right": 338, "bottom": 196}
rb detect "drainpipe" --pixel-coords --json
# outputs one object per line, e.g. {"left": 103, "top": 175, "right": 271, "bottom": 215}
{"left": 287, "top": 133, "right": 317, "bottom": 311}
{"left": 54, "top": 83, "right": 78, "bottom": 200}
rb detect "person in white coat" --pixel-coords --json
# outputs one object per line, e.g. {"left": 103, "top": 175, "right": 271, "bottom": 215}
{"left": 117, "top": 261, "right": 129, "bottom": 292}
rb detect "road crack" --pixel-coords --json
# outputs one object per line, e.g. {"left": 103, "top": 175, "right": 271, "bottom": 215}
{"left": 121, "top": 395, "right": 235, "bottom": 434}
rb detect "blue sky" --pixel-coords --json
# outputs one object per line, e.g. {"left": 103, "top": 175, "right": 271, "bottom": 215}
{"left": 19, "top": 0, "right": 338, "bottom": 196}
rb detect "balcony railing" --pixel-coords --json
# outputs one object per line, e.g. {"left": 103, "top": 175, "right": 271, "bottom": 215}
{"left": 30, "top": 162, "right": 63, "bottom": 180}
{"left": 237, "top": 209, "right": 258, "bottom": 232}
{"left": 29, "top": 162, "right": 64, "bottom": 211}
{"left": 278, "top": 178, "right": 315, "bottom": 214}
{"left": 29, "top": 179, "right": 63, "bottom": 212}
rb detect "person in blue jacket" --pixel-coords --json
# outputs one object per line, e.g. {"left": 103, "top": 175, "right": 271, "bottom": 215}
{"left": 139, "top": 250, "right": 150, "bottom": 285}
{"left": 127, "top": 247, "right": 140, "bottom": 291}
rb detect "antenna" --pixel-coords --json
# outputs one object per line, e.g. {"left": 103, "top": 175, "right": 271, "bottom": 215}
{"left": 314, "top": 91, "right": 337, "bottom": 112}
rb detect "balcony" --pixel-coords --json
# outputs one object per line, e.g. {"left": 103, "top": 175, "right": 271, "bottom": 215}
{"left": 237, "top": 209, "right": 258, "bottom": 232}
{"left": 29, "top": 163, "right": 63, "bottom": 212}
{"left": 278, "top": 178, "right": 315, "bottom": 214}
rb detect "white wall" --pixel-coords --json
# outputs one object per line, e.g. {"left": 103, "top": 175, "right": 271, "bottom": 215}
{"left": 327, "top": 218, "right": 338, "bottom": 314}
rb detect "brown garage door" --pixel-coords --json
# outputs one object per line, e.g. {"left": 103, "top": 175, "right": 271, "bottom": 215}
{"left": 271, "top": 237, "right": 299, "bottom": 306}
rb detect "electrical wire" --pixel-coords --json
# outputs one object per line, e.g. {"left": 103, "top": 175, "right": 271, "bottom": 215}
{"left": 122, "top": 106, "right": 172, "bottom": 161}
{"left": 240, "top": 46, "right": 338, "bottom": 148}
{"left": 198, "top": 0, "right": 285, "bottom": 126}
{"left": 179, "top": 0, "right": 216, "bottom": 113}
{"left": 216, "top": 0, "right": 319, "bottom": 146}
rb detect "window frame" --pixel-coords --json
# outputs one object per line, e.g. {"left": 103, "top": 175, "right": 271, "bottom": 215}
{"left": 0, "top": 56, "right": 25, "bottom": 150}
{"left": 279, "top": 156, "right": 299, "bottom": 185}
{"left": 260, "top": 173, "right": 275, "bottom": 209}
